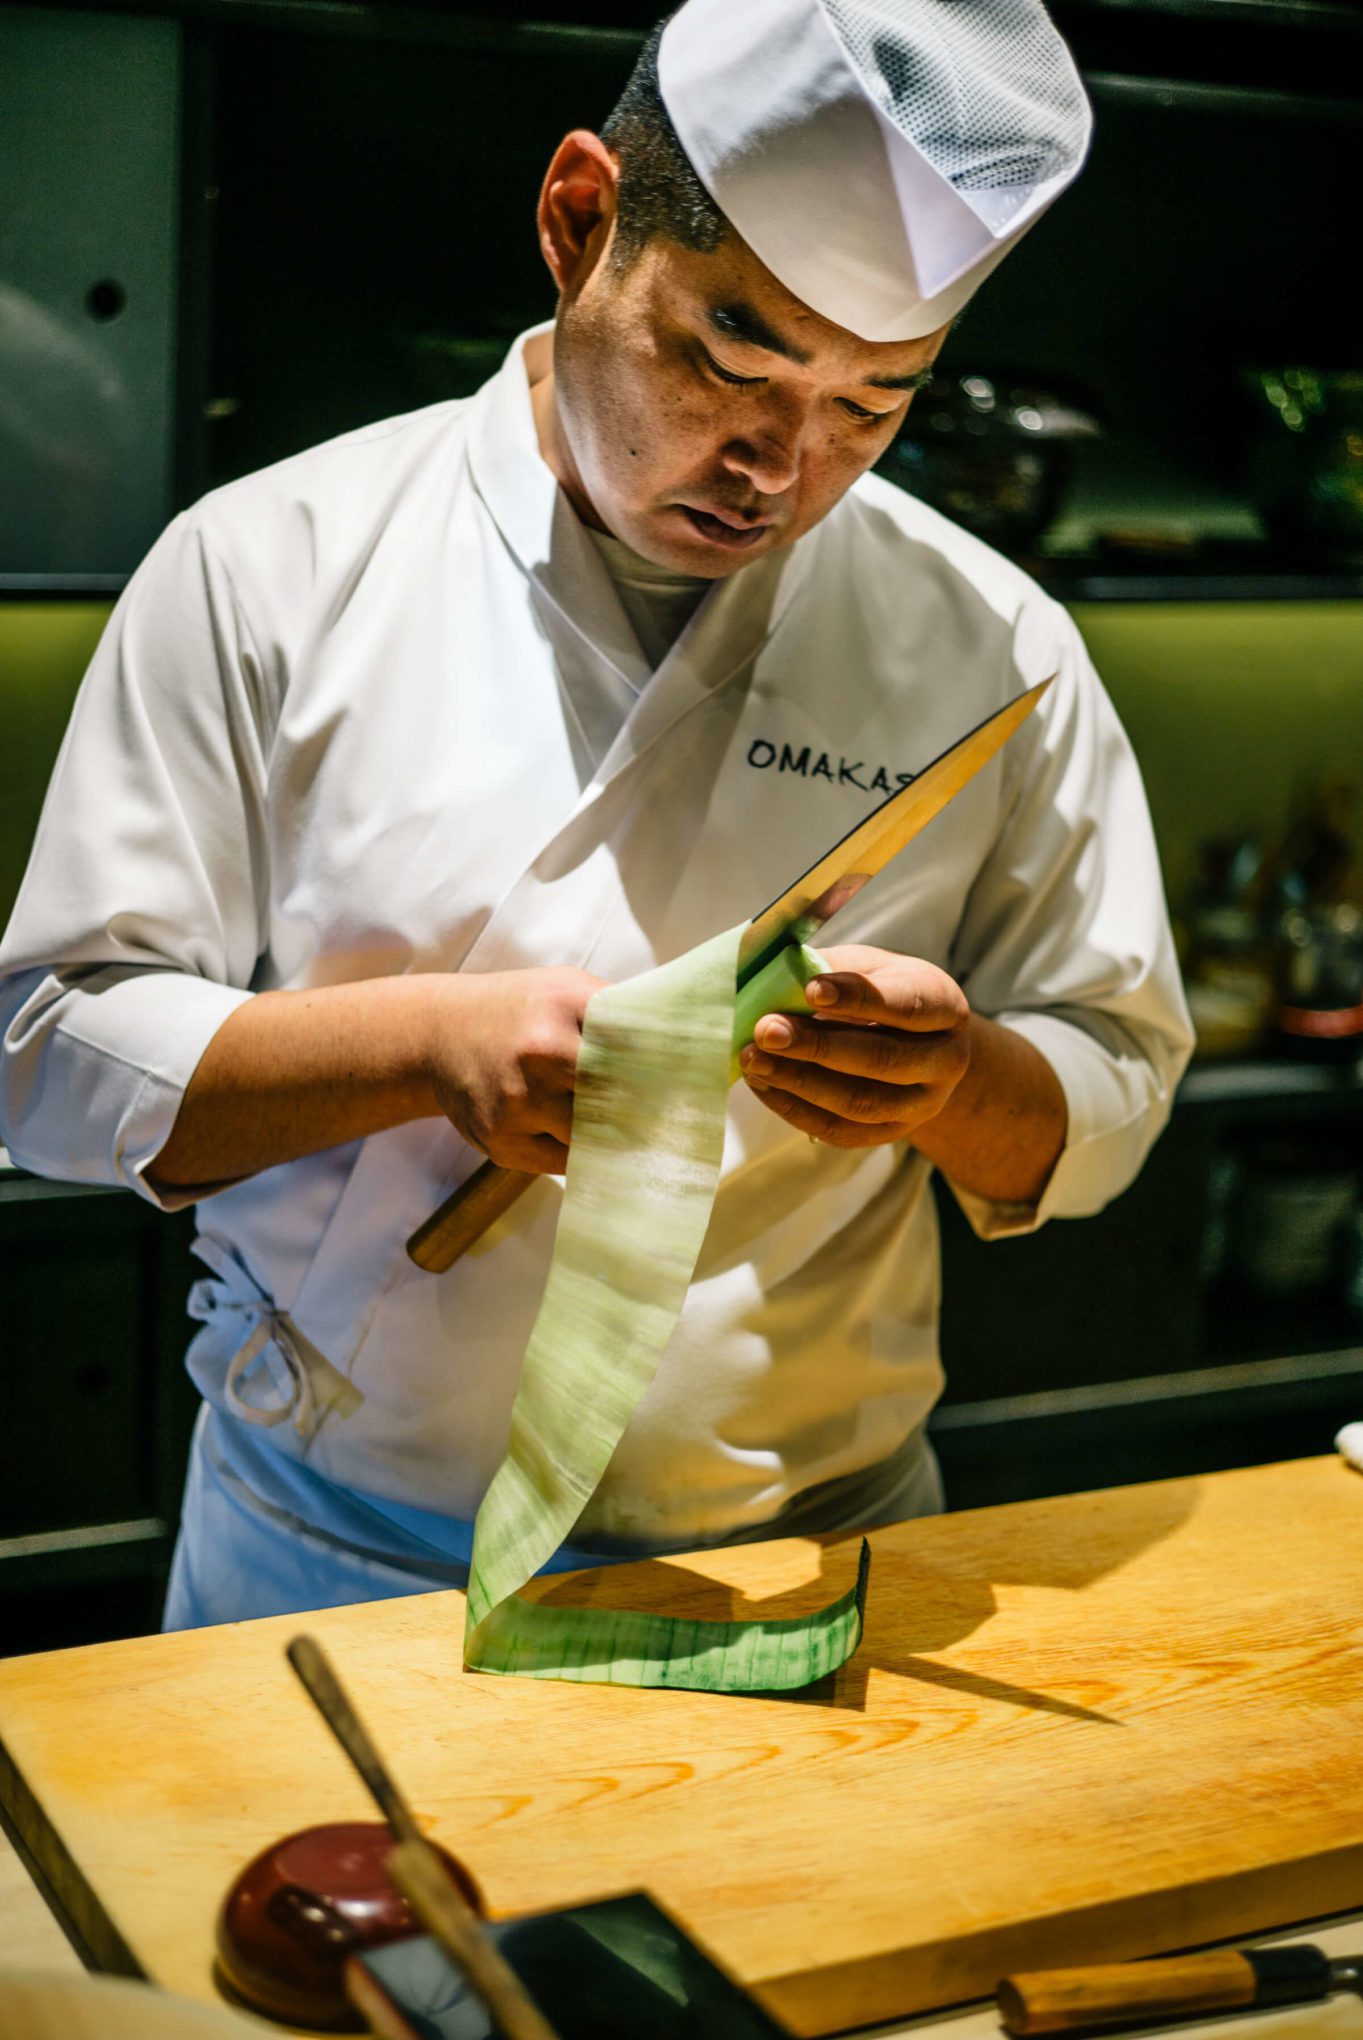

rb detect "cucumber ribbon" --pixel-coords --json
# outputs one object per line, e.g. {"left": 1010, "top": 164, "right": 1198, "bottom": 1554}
{"left": 463, "top": 927, "right": 871, "bottom": 1691}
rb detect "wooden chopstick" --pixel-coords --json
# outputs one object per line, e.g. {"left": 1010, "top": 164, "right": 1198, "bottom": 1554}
{"left": 286, "top": 1635, "right": 563, "bottom": 2040}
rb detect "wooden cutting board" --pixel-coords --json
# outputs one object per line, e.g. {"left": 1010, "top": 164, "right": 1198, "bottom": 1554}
{"left": 2, "top": 1456, "right": 1362, "bottom": 2036}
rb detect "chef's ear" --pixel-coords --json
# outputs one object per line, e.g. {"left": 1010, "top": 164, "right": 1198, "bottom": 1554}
{"left": 538, "top": 130, "right": 621, "bottom": 295}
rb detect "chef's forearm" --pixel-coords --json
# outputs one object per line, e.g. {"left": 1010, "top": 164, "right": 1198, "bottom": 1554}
{"left": 147, "top": 977, "right": 446, "bottom": 1193}
{"left": 909, "top": 1013, "right": 1067, "bottom": 1208}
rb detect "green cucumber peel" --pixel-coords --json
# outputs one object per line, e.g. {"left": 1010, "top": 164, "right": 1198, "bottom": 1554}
{"left": 468, "top": 1539, "right": 870, "bottom": 1692}
{"left": 463, "top": 928, "right": 869, "bottom": 1694}
{"left": 730, "top": 941, "right": 828, "bottom": 1083}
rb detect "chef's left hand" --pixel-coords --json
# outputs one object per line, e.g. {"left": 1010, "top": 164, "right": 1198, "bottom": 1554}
{"left": 739, "top": 945, "right": 971, "bottom": 1148}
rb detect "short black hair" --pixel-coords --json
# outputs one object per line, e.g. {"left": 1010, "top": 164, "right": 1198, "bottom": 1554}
{"left": 601, "top": 22, "right": 728, "bottom": 262}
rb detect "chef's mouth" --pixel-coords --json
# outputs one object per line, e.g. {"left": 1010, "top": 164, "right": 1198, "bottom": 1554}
{"left": 677, "top": 505, "right": 773, "bottom": 550}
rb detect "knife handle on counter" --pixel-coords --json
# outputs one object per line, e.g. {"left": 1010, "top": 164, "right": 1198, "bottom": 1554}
{"left": 998, "top": 1945, "right": 1338, "bottom": 2034}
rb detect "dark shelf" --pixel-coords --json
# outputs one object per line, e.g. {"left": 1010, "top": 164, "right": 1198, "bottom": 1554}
{"left": 51, "top": 0, "right": 1363, "bottom": 74}
{"left": 39, "top": 0, "right": 1363, "bottom": 132}
{"left": 1058, "top": 0, "right": 1363, "bottom": 26}
{"left": 1037, "top": 570, "right": 1363, "bottom": 603}
{"left": 1177, "top": 1053, "right": 1363, "bottom": 1118}
{"left": 37, "top": 0, "right": 651, "bottom": 54}
{"left": 1203, "top": 1276, "right": 1363, "bottom": 1364}
{"left": 0, "top": 575, "right": 131, "bottom": 600}
{"left": 0, "top": 1516, "right": 172, "bottom": 1595}
{"left": 1085, "top": 64, "right": 1363, "bottom": 115}
{"left": 1027, "top": 524, "right": 1363, "bottom": 598}
{"left": 931, "top": 1346, "right": 1362, "bottom": 1509}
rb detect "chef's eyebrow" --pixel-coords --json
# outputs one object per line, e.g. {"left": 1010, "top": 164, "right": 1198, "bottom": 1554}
{"left": 708, "top": 301, "right": 812, "bottom": 364}
{"left": 706, "top": 302, "right": 932, "bottom": 393}
{"left": 864, "top": 366, "right": 937, "bottom": 392}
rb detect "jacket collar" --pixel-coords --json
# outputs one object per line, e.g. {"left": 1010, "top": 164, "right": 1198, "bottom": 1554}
{"left": 467, "top": 324, "right": 813, "bottom": 721}
{"left": 468, "top": 324, "right": 650, "bottom": 696}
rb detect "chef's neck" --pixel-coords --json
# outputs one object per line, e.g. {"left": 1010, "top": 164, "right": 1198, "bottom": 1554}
{"left": 530, "top": 360, "right": 610, "bottom": 537}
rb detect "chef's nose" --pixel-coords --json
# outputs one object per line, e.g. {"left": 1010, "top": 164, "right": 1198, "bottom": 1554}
{"left": 721, "top": 395, "right": 808, "bottom": 494}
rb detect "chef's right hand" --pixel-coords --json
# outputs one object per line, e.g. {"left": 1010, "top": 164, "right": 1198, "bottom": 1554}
{"left": 426, "top": 967, "right": 606, "bottom": 1175}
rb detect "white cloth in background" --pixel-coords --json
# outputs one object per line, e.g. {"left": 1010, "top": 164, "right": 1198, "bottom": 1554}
{"left": 0, "top": 323, "right": 1193, "bottom": 1608}
{"left": 1337, "top": 1423, "right": 1363, "bottom": 1474}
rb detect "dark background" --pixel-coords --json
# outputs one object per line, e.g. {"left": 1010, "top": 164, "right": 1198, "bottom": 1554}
{"left": 2, "top": 0, "right": 1361, "bottom": 1657}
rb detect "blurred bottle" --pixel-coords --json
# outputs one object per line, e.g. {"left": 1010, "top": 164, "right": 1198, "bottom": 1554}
{"left": 1266, "top": 770, "right": 1361, "bottom": 911}
{"left": 1179, "top": 835, "right": 1275, "bottom": 1059}
{"left": 1264, "top": 774, "right": 1363, "bottom": 1062}
{"left": 1277, "top": 903, "right": 1363, "bottom": 1058}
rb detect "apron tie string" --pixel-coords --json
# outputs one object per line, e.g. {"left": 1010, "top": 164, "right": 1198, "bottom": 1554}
{"left": 188, "top": 1236, "right": 363, "bottom": 1443}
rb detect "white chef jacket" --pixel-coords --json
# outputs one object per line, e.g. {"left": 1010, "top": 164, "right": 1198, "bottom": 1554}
{"left": 0, "top": 323, "right": 1193, "bottom": 1559}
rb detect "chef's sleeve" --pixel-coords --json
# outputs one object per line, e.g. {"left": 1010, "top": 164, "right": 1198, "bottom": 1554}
{"left": 0, "top": 511, "right": 268, "bottom": 1209}
{"left": 943, "top": 603, "right": 1194, "bottom": 1240}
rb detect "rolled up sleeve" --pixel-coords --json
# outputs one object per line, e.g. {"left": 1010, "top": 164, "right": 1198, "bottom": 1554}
{"left": 0, "top": 511, "right": 271, "bottom": 1207}
{"left": 945, "top": 604, "right": 1194, "bottom": 1240}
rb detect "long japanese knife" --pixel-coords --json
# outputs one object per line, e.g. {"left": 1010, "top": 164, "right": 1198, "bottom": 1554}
{"left": 406, "top": 675, "right": 1053, "bottom": 1271}
{"left": 998, "top": 1943, "right": 1363, "bottom": 2033}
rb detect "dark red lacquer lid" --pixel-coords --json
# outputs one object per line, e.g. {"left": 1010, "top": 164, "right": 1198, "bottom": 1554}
{"left": 215, "top": 1820, "right": 480, "bottom": 2030}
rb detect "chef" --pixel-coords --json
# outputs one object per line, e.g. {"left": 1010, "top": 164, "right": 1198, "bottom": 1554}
{"left": 0, "top": 0, "right": 1192, "bottom": 1626}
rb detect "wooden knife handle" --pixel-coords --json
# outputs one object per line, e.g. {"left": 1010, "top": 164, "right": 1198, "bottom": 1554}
{"left": 406, "top": 938, "right": 829, "bottom": 1273}
{"left": 998, "top": 1947, "right": 1333, "bottom": 2034}
{"left": 406, "top": 1159, "right": 535, "bottom": 1271}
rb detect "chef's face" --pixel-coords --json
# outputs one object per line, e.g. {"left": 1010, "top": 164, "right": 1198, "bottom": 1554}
{"left": 536, "top": 131, "right": 950, "bottom": 576}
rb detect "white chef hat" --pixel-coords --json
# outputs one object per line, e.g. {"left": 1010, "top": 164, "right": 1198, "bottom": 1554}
{"left": 656, "top": 0, "right": 1092, "bottom": 342}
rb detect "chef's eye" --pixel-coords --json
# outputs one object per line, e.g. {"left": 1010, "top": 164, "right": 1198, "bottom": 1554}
{"left": 839, "top": 398, "right": 886, "bottom": 423}
{"left": 700, "top": 347, "right": 765, "bottom": 388}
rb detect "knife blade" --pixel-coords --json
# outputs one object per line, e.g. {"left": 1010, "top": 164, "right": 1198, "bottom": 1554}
{"left": 407, "top": 675, "right": 1053, "bottom": 1272}
{"left": 737, "top": 677, "right": 1052, "bottom": 985}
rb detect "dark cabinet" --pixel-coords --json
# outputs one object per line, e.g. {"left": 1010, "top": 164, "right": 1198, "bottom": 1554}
{"left": 932, "top": 1062, "right": 1363, "bottom": 1508}
{"left": 0, "top": 1182, "right": 199, "bottom": 1655}
{"left": 0, "top": 8, "right": 180, "bottom": 583}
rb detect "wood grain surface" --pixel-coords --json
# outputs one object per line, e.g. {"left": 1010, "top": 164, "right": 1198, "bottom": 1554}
{"left": 0, "top": 1972, "right": 276, "bottom": 2039}
{"left": 1, "top": 1457, "right": 1361, "bottom": 2038}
